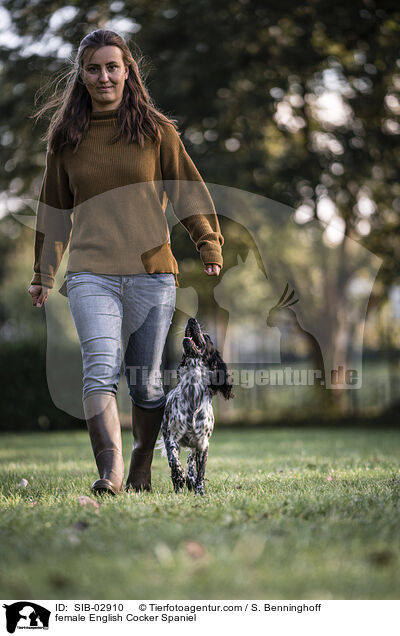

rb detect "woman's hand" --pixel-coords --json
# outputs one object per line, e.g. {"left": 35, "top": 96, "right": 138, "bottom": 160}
{"left": 204, "top": 264, "right": 221, "bottom": 276}
{"left": 28, "top": 284, "right": 51, "bottom": 307}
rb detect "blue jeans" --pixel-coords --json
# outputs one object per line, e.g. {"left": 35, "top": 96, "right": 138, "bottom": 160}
{"left": 66, "top": 272, "right": 176, "bottom": 409}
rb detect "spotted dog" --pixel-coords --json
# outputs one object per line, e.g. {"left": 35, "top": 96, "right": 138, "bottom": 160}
{"left": 159, "top": 317, "right": 234, "bottom": 495}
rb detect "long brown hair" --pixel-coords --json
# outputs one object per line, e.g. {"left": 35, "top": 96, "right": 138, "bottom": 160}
{"left": 31, "top": 29, "right": 179, "bottom": 155}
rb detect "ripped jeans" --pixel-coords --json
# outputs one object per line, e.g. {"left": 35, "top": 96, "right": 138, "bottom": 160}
{"left": 66, "top": 272, "right": 176, "bottom": 409}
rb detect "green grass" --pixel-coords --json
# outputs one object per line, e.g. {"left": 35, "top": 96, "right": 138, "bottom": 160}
{"left": 0, "top": 428, "right": 399, "bottom": 600}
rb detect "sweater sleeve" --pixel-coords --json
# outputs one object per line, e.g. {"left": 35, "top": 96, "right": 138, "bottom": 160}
{"left": 160, "top": 124, "right": 224, "bottom": 267}
{"left": 30, "top": 149, "right": 74, "bottom": 289}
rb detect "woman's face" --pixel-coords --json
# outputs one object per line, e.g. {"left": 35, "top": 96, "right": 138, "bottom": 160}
{"left": 82, "top": 45, "right": 128, "bottom": 112}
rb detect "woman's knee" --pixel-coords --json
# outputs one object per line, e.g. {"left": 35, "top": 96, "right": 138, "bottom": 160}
{"left": 81, "top": 345, "right": 121, "bottom": 396}
{"left": 126, "top": 367, "right": 165, "bottom": 409}
{"left": 82, "top": 362, "right": 121, "bottom": 400}
{"left": 83, "top": 380, "right": 119, "bottom": 402}
{"left": 130, "top": 393, "right": 166, "bottom": 410}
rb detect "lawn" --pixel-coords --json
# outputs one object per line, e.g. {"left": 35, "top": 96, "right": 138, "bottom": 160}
{"left": 0, "top": 427, "right": 399, "bottom": 600}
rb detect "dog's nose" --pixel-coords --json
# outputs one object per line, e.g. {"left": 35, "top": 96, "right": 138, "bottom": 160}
{"left": 186, "top": 317, "right": 199, "bottom": 338}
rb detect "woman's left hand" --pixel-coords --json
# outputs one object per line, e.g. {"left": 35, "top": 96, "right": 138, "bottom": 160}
{"left": 204, "top": 264, "right": 221, "bottom": 276}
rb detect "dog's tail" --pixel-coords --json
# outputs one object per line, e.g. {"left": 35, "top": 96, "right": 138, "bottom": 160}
{"left": 155, "top": 436, "right": 167, "bottom": 458}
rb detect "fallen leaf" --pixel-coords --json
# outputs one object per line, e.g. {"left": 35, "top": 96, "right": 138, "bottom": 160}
{"left": 77, "top": 495, "right": 100, "bottom": 511}
{"left": 17, "top": 478, "right": 29, "bottom": 488}
{"left": 183, "top": 540, "right": 208, "bottom": 561}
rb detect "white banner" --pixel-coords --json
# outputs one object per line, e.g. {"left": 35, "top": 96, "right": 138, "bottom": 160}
{"left": 1, "top": 599, "right": 398, "bottom": 635}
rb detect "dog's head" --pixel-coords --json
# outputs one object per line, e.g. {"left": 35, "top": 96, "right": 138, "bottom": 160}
{"left": 178, "top": 318, "right": 234, "bottom": 400}
{"left": 182, "top": 317, "right": 207, "bottom": 359}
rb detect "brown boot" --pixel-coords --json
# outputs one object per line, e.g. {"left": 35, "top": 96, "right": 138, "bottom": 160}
{"left": 83, "top": 392, "right": 125, "bottom": 496}
{"left": 125, "top": 402, "right": 164, "bottom": 492}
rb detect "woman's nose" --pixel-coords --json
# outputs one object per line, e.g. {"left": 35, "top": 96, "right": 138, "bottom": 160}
{"left": 98, "top": 68, "right": 109, "bottom": 81}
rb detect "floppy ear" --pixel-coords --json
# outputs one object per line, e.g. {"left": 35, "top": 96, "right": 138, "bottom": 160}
{"left": 208, "top": 348, "right": 234, "bottom": 399}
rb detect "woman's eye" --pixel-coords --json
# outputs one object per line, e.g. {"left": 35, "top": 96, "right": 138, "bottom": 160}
{"left": 87, "top": 65, "right": 118, "bottom": 72}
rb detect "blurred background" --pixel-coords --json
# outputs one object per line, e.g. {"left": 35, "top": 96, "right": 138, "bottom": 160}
{"left": 0, "top": 0, "right": 399, "bottom": 431}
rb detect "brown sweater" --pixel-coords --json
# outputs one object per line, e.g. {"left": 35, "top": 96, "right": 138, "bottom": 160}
{"left": 31, "top": 108, "right": 224, "bottom": 296}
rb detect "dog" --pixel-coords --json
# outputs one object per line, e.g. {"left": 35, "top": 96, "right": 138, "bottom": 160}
{"left": 158, "top": 317, "right": 234, "bottom": 495}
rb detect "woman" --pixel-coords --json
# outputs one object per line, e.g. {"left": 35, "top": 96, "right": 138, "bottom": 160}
{"left": 28, "top": 29, "right": 224, "bottom": 496}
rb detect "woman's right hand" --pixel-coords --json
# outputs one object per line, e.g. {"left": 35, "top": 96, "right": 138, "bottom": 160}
{"left": 28, "top": 284, "right": 51, "bottom": 307}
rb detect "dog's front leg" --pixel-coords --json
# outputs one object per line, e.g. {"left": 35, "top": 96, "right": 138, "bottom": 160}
{"left": 186, "top": 451, "right": 196, "bottom": 491}
{"left": 194, "top": 447, "right": 209, "bottom": 496}
{"left": 163, "top": 436, "right": 186, "bottom": 493}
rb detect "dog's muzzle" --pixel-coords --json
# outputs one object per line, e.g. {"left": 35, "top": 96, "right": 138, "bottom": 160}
{"left": 184, "top": 318, "right": 206, "bottom": 356}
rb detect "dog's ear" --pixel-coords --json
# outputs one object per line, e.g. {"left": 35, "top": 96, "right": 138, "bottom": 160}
{"left": 208, "top": 348, "right": 234, "bottom": 399}
{"left": 203, "top": 333, "right": 213, "bottom": 354}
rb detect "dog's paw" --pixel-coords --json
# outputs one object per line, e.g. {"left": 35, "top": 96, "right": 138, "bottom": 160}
{"left": 172, "top": 474, "right": 186, "bottom": 493}
{"left": 186, "top": 476, "right": 195, "bottom": 491}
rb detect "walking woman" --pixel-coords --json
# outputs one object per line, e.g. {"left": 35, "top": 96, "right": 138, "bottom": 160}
{"left": 28, "top": 29, "right": 224, "bottom": 496}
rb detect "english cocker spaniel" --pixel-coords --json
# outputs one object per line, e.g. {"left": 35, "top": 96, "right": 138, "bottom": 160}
{"left": 159, "top": 317, "right": 234, "bottom": 495}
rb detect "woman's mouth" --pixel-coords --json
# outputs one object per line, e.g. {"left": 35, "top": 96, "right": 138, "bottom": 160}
{"left": 98, "top": 87, "right": 113, "bottom": 91}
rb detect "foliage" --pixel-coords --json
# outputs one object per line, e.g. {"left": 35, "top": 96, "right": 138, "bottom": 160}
{"left": 1, "top": 0, "right": 399, "bottom": 417}
{"left": 0, "top": 337, "right": 83, "bottom": 431}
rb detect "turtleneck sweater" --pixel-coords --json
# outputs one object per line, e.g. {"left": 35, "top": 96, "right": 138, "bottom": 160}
{"left": 30, "top": 108, "right": 224, "bottom": 296}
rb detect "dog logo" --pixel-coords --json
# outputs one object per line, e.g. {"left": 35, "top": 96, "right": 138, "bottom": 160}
{"left": 2, "top": 602, "right": 51, "bottom": 633}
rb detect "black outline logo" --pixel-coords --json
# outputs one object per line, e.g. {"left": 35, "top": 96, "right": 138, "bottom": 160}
{"left": 2, "top": 602, "right": 50, "bottom": 633}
